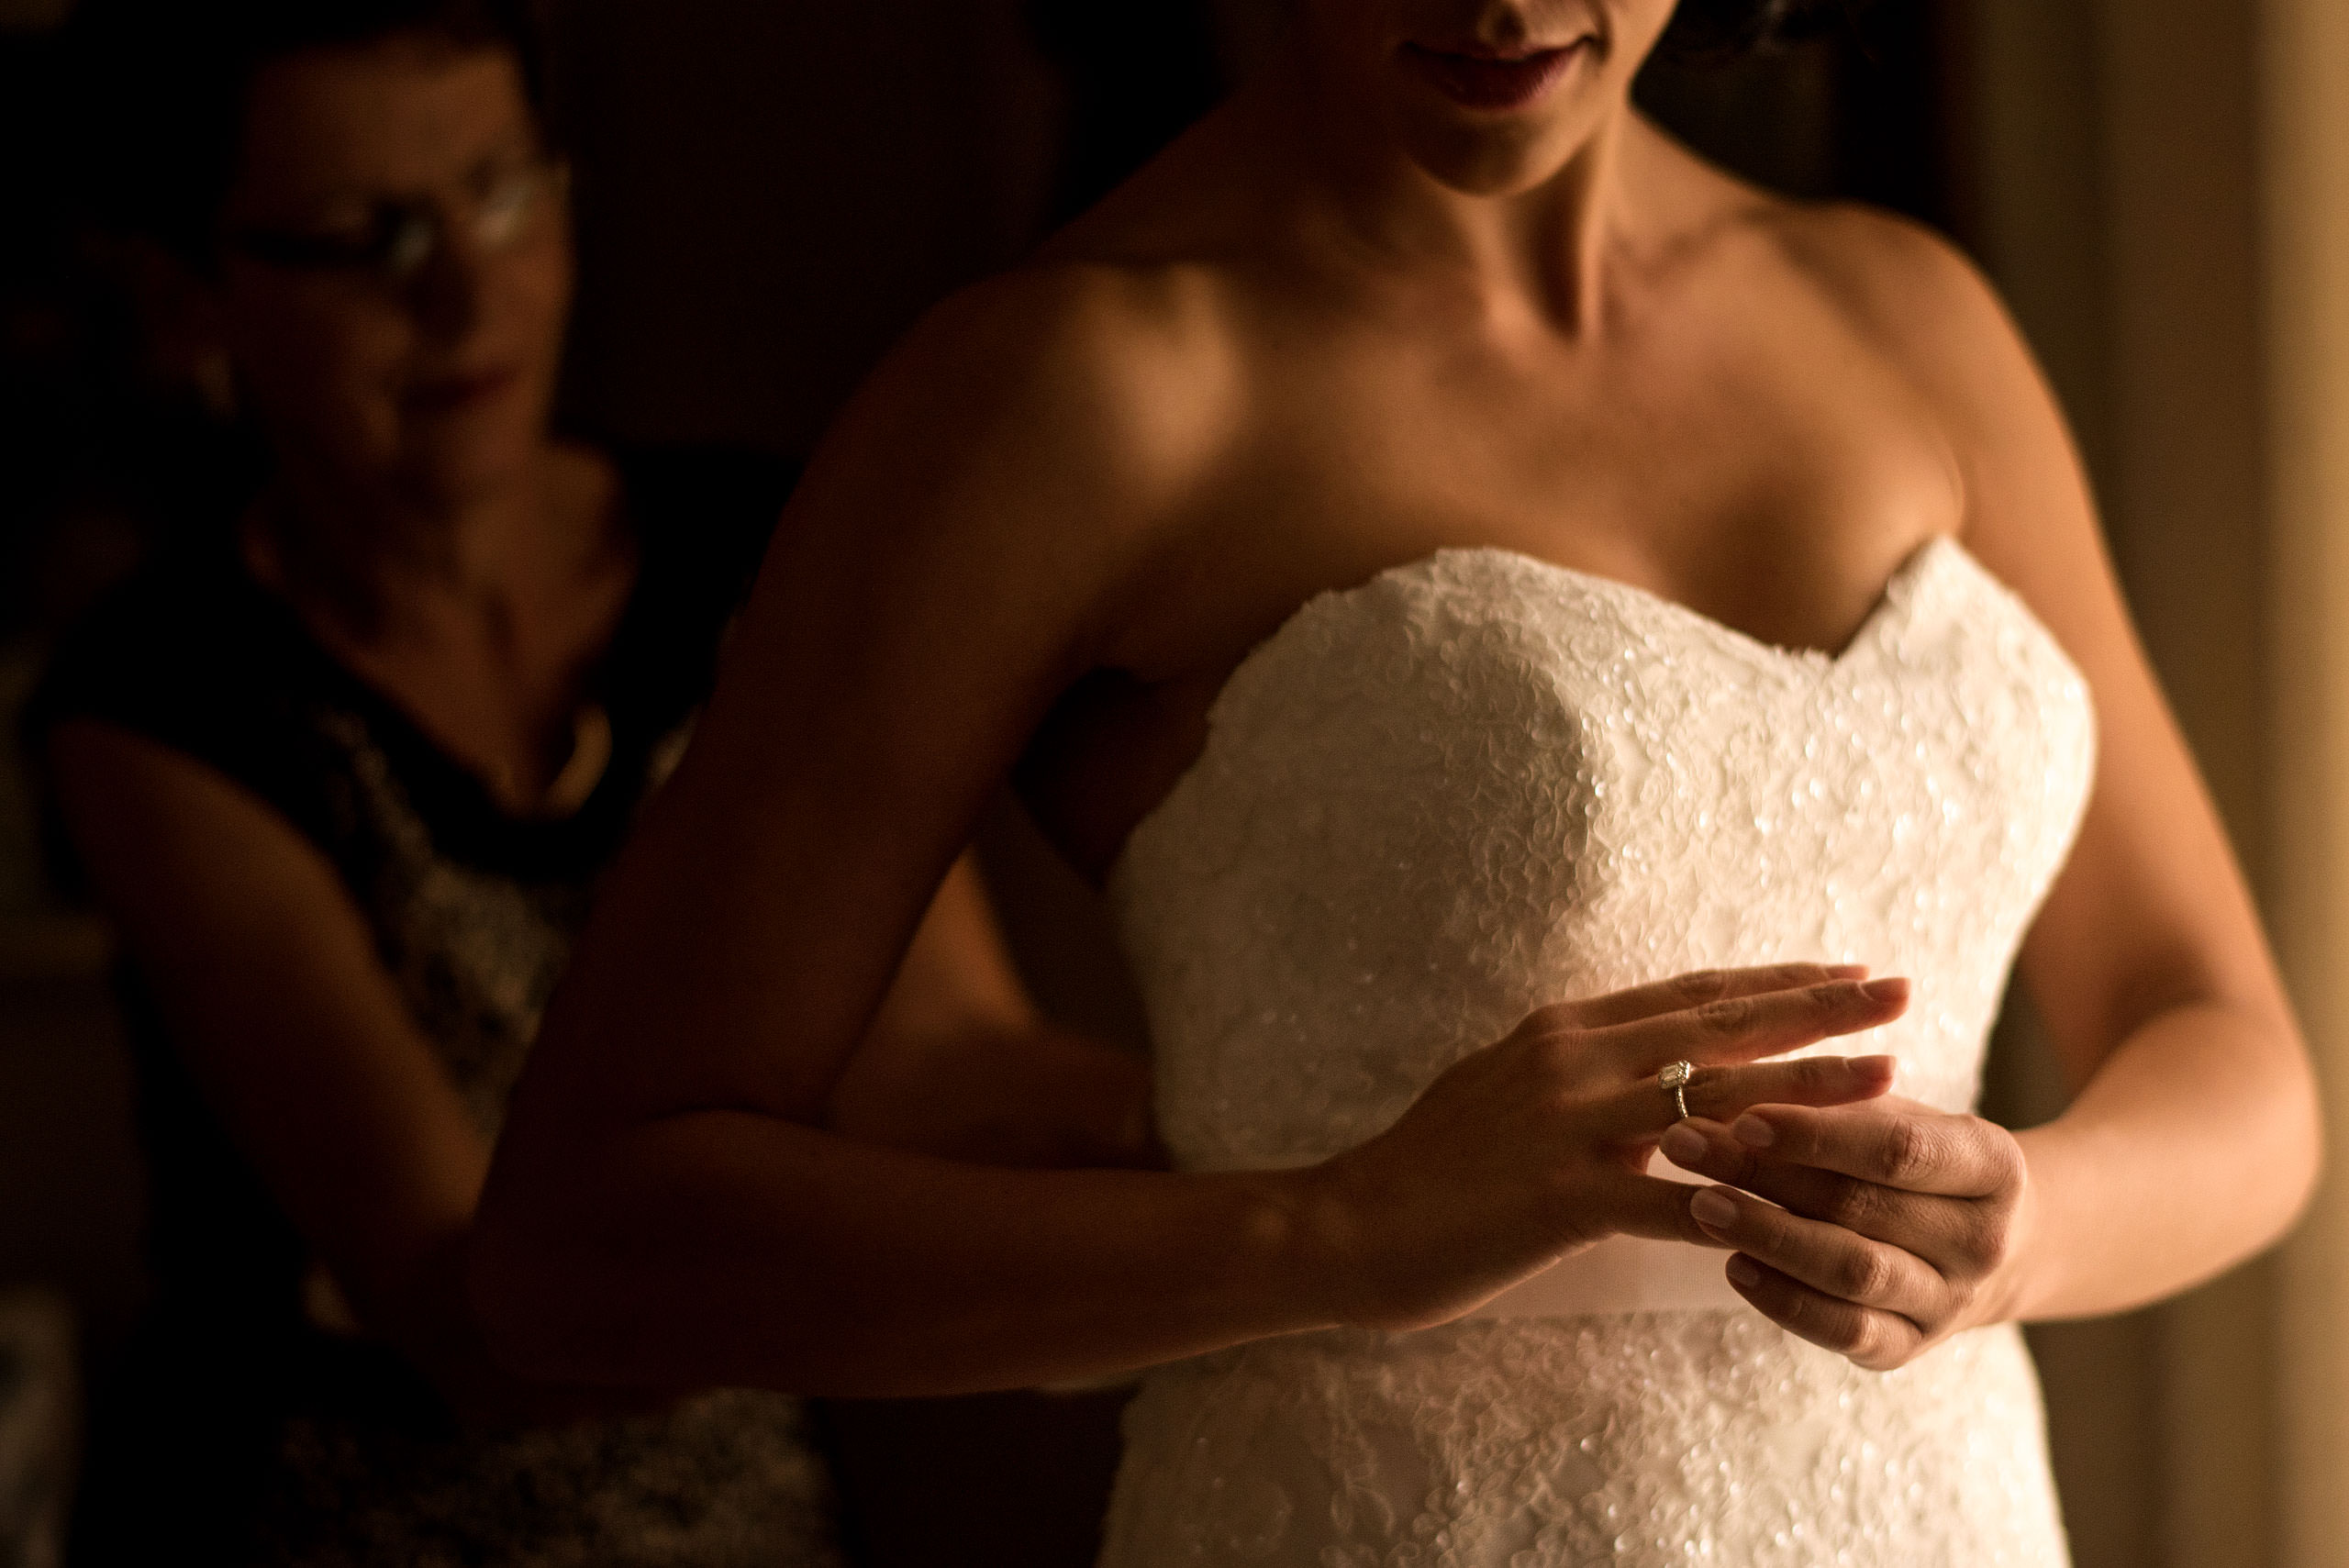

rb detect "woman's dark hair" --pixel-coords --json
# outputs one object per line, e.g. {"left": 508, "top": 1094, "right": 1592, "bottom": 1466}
{"left": 1660, "top": 0, "right": 1870, "bottom": 57}
{"left": 69, "top": 0, "right": 550, "bottom": 262}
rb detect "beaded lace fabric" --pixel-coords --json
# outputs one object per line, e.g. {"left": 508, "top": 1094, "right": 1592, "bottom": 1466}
{"left": 1103, "top": 540, "right": 2093, "bottom": 1566}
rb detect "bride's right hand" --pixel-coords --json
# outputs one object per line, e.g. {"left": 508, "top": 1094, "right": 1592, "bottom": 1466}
{"left": 1292, "top": 963, "right": 1909, "bottom": 1332}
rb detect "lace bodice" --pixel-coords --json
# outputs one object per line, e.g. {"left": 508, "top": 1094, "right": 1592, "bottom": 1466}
{"left": 1100, "top": 540, "right": 2091, "bottom": 1566}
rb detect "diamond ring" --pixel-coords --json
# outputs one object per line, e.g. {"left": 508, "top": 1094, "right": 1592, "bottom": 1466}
{"left": 1658, "top": 1060, "right": 1695, "bottom": 1121}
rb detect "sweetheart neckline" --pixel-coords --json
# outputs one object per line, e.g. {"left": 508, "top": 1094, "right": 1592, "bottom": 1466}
{"left": 1104, "top": 535, "right": 1967, "bottom": 884}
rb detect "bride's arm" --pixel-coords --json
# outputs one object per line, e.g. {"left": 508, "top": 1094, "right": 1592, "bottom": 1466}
{"left": 470, "top": 270, "right": 1905, "bottom": 1396}
{"left": 828, "top": 852, "right": 1161, "bottom": 1171}
{"left": 474, "top": 273, "right": 1267, "bottom": 1396}
{"left": 1659, "top": 210, "right": 2316, "bottom": 1364}
{"left": 1958, "top": 254, "right": 2318, "bottom": 1318}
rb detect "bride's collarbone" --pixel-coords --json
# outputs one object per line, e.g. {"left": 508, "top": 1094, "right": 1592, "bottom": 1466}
{"left": 1096, "top": 393, "right": 1960, "bottom": 662}
{"left": 1033, "top": 369, "right": 1961, "bottom": 873}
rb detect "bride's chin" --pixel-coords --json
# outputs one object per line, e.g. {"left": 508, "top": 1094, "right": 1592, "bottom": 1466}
{"left": 1391, "top": 112, "right": 1602, "bottom": 197}
{"left": 1375, "top": 72, "right": 1622, "bottom": 195}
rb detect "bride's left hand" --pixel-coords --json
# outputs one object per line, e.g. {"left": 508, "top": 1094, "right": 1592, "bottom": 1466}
{"left": 1657, "top": 1097, "right": 2033, "bottom": 1371}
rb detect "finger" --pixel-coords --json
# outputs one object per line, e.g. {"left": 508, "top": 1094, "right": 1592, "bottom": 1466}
{"left": 1558, "top": 962, "right": 1869, "bottom": 1031}
{"left": 1591, "top": 977, "right": 1909, "bottom": 1075}
{"left": 1687, "top": 1184, "right": 1946, "bottom": 1322}
{"left": 1596, "top": 1171, "right": 1742, "bottom": 1249}
{"left": 1727, "top": 1101, "right": 2020, "bottom": 1198}
{"left": 1724, "top": 1253, "right": 1925, "bottom": 1373}
{"left": 1601, "top": 1054, "right": 1896, "bottom": 1140}
{"left": 1661, "top": 1118, "right": 1986, "bottom": 1265}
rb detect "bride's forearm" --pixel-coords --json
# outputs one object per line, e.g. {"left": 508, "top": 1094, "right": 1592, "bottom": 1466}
{"left": 2005, "top": 1001, "right": 2318, "bottom": 1322}
{"left": 470, "top": 1110, "right": 1330, "bottom": 1396}
{"left": 825, "top": 1023, "right": 1160, "bottom": 1170}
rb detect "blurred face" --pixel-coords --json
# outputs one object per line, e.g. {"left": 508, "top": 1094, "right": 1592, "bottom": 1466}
{"left": 210, "top": 38, "right": 570, "bottom": 508}
{"left": 1295, "top": 0, "right": 1678, "bottom": 194}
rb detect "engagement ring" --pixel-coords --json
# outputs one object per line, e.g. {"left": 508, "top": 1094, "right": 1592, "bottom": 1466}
{"left": 1659, "top": 1060, "right": 1694, "bottom": 1121}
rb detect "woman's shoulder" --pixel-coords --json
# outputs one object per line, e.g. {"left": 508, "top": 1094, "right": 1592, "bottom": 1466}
{"left": 24, "top": 536, "right": 354, "bottom": 877}
{"left": 1732, "top": 197, "right": 2087, "bottom": 586}
{"left": 1629, "top": 116, "right": 2007, "bottom": 352}
{"left": 897, "top": 257, "right": 1241, "bottom": 422}
{"left": 1765, "top": 200, "right": 2010, "bottom": 343}
{"left": 811, "top": 257, "right": 1248, "bottom": 566}
{"left": 1732, "top": 197, "right": 2043, "bottom": 440}
{"left": 1683, "top": 183, "right": 2056, "bottom": 495}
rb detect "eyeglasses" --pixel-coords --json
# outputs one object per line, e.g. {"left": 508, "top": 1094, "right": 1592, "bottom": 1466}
{"left": 224, "top": 157, "right": 570, "bottom": 286}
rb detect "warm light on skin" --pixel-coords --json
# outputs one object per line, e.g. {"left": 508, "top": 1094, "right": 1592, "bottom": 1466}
{"left": 206, "top": 39, "right": 571, "bottom": 517}
{"left": 1291, "top": 0, "right": 1676, "bottom": 195}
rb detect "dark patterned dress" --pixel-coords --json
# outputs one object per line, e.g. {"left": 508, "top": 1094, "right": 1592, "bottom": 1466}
{"left": 28, "top": 450, "right": 842, "bottom": 1567}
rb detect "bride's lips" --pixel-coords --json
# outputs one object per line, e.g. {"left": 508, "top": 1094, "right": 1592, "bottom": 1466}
{"left": 1400, "top": 40, "right": 1589, "bottom": 112}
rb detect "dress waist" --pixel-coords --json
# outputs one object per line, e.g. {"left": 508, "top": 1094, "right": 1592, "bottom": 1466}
{"left": 1466, "top": 1235, "right": 1742, "bottom": 1318}
{"left": 1464, "top": 1147, "right": 1739, "bottom": 1318}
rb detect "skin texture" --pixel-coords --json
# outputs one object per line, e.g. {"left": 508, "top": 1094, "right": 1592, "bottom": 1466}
{"left": 471, "top": 0, "right": 2317, "bottom": 1393}
{"left": 47, "top": 36, "right": 1148, "bottom": 1426}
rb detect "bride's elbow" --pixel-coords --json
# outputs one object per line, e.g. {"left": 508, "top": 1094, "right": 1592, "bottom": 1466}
{"left": 2275, "top": 1047, "right": 2325, "bottom": 1238}
{"left": 2233, "top": 1006, "right": 2325, "bottom": 1252}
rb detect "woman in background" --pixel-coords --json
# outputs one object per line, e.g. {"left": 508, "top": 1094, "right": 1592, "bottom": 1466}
{"left": 30, "top": 2, "right": 1151, "bottom": 1562}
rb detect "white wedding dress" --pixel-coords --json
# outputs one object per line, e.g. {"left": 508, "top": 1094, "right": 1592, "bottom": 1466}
{"left": 1099, "top": 539, "right": 2092, "bottom": 1567}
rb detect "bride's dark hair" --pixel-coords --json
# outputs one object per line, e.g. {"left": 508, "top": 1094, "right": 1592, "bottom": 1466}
{"left": 1660, "top": 0, "right": 1870, "bottom": 56}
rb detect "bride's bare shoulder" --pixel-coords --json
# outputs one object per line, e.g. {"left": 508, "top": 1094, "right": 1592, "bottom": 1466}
{"left": 1631, "top": 124, "right": 2009, "bottom": 358}
{"left": 883, "top": 96, "right": 1266, "bottom": 405}
{"left": 810, "top": 254, "right": 1246, "bottom": 556}
{"left": 1766, "top": 201, "right": 2019, "bottom": 363}
{"left": 900, "top": 253, "right": 1239, "bottom": 405}
{"left": 1743, "top": 196, "right": 2091, "bottom": 585}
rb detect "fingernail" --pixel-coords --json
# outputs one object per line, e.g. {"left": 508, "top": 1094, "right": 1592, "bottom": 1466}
{"left": 1660, "top": 1124, "right": 1706, "bottom": 1166}
{"left": 1862, "top": 977, "right": 1909, "bottom": 1003}
{"left": 1725, "top": 1253, "right": 1762, "bottom": 1288}
{"left": 1853, "top": 1054, "right": 1897, "bottom": 1081}
{"left": 1828, "top": 963, "right": 1869, "bottom": 979}
{"left": 1731, "top": 1115, "right": 1775, "bottom": 1149}
{"left": 1689, "top": 1188, "right": 1739, "bottom": 1229}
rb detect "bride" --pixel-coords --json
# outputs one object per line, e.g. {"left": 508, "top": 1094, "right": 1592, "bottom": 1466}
{"left": 472, "top": 0, "right": 2317, "bottom": 1561}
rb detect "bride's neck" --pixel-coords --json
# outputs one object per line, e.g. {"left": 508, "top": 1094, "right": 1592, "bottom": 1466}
{"left": 1256, "top": 50, "right": 1646, "bottom": 338}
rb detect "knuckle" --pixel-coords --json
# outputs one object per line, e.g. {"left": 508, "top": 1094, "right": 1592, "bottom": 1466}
{"left": 1823, "top": 1177, "right": 1879, "bottom": 1231}
{"left": 1676, "top": 970, "right": 1729, "bottom": 1005}
{"left": 1529, "top": 1032, "right": 1579, "bottom": 1081}
{"left": 1856, "top": 1325, "right": 1911, "bottom": 1372}
{"left": 1983, "top": 1215, "right": 2018, "bottom": 1273}
{"left": 1522, "top": 1002, "right": 1582, "bottom": 1038}
{"left": 1698, "top": 995, "right": 1757, "bottom": 1036}
{"left": 1981, "top": 1125, "right": 2027, "bottom": 1192}
{"left": 1956, "top": 1209, "right": 2012, "bottom": 1276}
{"left": 1839, "top": 1246, "right": 1897, "bottom": 1303}
{"left": 1795, "top": 1057, "right": 1846, "bottom": 1095}
{"left": 1823, "top": 1307, "right": 1871, "bottom": 1356}
{"left": 1878, "top": 1119, "right": 1935, "bottom": 1186}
